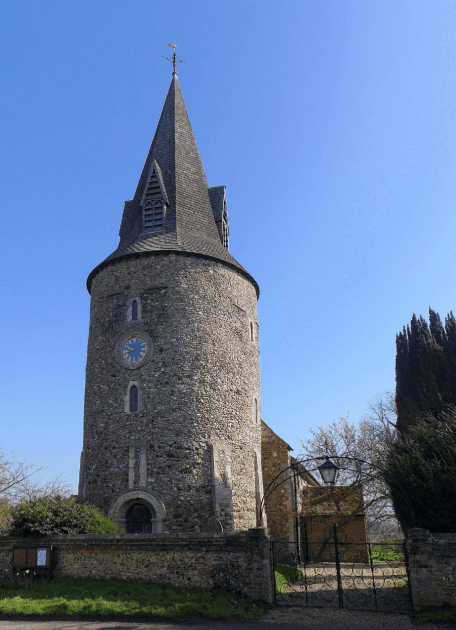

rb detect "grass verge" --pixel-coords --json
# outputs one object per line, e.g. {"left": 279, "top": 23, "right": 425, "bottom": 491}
{"left": 368, "top": 549, "right": 405, "bottom": 563}
{"left": 0, "top": 576, "right": 270, "bottom": 619}
{"left": 412, "top": 604, "right": 456, "bottom": 626}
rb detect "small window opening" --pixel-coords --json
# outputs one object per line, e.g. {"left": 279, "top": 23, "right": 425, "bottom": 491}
{"left": 132, "top": 300, "right": 138, "bottom": 321}
{"left": 130, "top": 385, "right": 138, "bottom": 412}
{"left": 250, "top": 322, "right": 254, "bottom": 341}
{"left": 254, "top": 398, "right": 258, "bottom": 423}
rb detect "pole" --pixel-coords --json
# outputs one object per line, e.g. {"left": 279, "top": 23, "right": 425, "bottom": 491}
{"left": 333, "top": 523, "right": 344, "bottom": 609}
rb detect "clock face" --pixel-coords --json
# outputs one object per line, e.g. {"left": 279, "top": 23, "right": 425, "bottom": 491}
{"left": 122, "top": 337, "right": 147, "bottom": 365}
{"left": 115, "top": 330, "right": 152, "bottom": 370}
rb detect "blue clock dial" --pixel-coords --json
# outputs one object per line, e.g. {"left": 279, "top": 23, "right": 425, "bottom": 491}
{"left": 122, "top": 337, "right": 147, "bottom": 364}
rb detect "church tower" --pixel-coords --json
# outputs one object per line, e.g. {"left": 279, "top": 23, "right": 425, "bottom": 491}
{"left": 78, "top": 68, "right": 263, "bottom": 534}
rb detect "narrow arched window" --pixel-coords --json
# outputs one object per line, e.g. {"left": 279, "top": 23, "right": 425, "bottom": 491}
{"left": 250, "top": 322, "right": 254, "bottom": 341}
{"left": 127, "top": 297, "right": 141, "bottom": 322}
{"left": 254, "top": 398, "right": 258, "bottom": 423}
{"left": 130, "top": 385, "right": 138, "bottom": 412}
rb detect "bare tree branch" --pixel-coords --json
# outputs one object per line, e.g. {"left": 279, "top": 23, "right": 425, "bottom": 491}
{"left": 0, "top": 448, "right": 45, "bottom": 497}
{"left": 0, "top": 446, "right": 73, "bottom": 535}
{"left": 297, "top": 391, "right": 403, "bottom": 541}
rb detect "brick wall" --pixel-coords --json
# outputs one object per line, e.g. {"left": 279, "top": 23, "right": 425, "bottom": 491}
{"left": 0, "top": 528, "right": 273, "bottom": 604}
{"left": 406, "top": 528, "right": 456, "bottom": 609}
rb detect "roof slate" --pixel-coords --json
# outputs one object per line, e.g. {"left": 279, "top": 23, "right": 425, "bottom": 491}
{"left": 88, "top": 73, "right": 258, "bottom": 296}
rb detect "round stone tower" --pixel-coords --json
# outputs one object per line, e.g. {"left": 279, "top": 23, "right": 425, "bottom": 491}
{"left": 78, "top": 71, "right": 263, "bottom": 534}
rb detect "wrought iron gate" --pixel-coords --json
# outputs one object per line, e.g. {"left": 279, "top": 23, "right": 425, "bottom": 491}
{"left": 272, "top": 525, "right": 413, "bottom": 613}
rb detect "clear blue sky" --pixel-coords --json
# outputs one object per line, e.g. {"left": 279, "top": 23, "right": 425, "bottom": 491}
{"left": 2, "top": 0, "right": 456, "bottom": 494}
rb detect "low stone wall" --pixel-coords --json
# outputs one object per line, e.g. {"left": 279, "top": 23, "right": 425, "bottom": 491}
{"left": 0, "top": 527, "right": 273, "bottom": 604}
{"left": 407, "top": 527, "right": 456, "bottom": 609}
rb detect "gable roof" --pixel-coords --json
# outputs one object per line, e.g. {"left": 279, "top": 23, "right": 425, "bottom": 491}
{"left": 87, "top": 73, "right": 258, "bottom": 296}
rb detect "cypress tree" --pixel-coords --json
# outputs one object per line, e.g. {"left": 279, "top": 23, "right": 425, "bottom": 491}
{"left": 444, "top": 311, "right": 456, "bottom": 402}
{"left": 387, "top": 406, "right": 456, "bottom": 533}
{"left": 395, "top": 308, "right": 456, "bottom": 434}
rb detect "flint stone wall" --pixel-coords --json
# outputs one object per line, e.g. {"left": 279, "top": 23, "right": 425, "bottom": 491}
{"left": 407, "top": 528, "right": 456, "bottom": 609}
{"left": 80, "top": 252, "right": 261, "bottom": 534}
{"left": 0, "top": 528, "right": 273, "bottom": 604}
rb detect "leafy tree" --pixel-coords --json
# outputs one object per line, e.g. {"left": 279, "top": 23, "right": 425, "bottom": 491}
{"left": 395, "top": 308, "right": 456, "bottom": 434}
{"left": 9, "top": 496, "right": 118, "bottom": 537}
{"left": 298, "top": 392, "right": 402, "bottom": 541}
{"left": 386, "top": 405, "right": 456, "bottom": 533}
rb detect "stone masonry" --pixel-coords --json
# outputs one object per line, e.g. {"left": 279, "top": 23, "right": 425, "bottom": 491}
{"left": 0, "top": 529, "right": 274, "bottom": 604}
{"left": 78, "top": 72, "right": 262, "bottom": 535}
{"left": 80, "top": 253, "right": 261, "bottom": 533}
{"left": 406, "top": 528, "right": 456, "bottom": 609}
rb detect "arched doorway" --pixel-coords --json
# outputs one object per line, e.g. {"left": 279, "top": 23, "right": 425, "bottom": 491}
{"left": 125, "top": 503, "right": 153, "bottom": 533}
{"left": 109, "top": 490, "right": 166, "bottom": 534}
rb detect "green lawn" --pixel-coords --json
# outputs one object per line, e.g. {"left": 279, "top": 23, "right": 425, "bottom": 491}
{"left": 0, "top": 575, "right": 270, "bottom": 619}
{"left": 368, "top": 548, "right": 405, "bottom": 562}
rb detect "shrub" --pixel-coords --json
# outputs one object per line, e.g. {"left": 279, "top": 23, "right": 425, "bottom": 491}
{"left": 0, "top": 499, "right": 12, "bottom": 535}
{"left": 274, "top": 563, "right": 303, "bottom": 592}
{"left": 9, "top": 496, "right": 118, "bottom": 537}
{"left": 88, "top": 508, "right": 118, "bottom": 534}
{"left": 385, "top": 406, "right": 456, "bottom": 533}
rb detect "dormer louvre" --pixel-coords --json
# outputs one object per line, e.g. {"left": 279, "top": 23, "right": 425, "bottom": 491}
{"left": 208, "top": 185, "right": 229, "bottom": 249}
{"left": 221, "top": 197, "right": 229, "bottom": 248}
{"left": 141, "top": 163, "right": 168, "bottom": 233}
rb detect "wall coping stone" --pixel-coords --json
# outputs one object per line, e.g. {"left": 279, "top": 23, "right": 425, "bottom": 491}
{"left": 0, "top": 531, "right": 271, "bottom": 551}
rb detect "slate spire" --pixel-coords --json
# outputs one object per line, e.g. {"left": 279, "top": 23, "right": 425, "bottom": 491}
{"left": 88, "top": 73, "right": 258, "bottom": 295}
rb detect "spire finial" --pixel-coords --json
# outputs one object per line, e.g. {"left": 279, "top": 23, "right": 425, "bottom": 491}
{"left": 162, "top": 43, "right": 186, "bottom": 75}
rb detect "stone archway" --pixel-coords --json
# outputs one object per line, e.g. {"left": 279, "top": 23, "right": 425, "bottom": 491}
{"left": 109, "top": 490, "right": 166, "bottom": 534}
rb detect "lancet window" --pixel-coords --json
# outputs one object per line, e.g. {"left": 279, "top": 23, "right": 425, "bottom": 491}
{"left": 125, "top": 382, "right": 140, "bottom": 413}
{"left": 129, "top": 385, "right": 139, "bottom": 412}
{"left": 127, "top": 297, "right": 142, "bottom": 322}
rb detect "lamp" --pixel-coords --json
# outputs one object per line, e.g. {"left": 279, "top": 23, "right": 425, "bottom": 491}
{"left": 318, "top": 456, "right": 339, "bottom": 485}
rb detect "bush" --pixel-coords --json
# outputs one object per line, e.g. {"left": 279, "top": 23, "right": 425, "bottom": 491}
{"left": 87, "top": 508, "right": 118, "bottom": 534}
{"left": 274, "top": 563, "right": 303, "bottom": 593}
{"left": 385, "top": 406, "right": 456, "bottom": 533}
{"left": 0, "top": 499, "right": 12, "bottom": 535}
{"left": 9, "top": 496, "right": 118, "bottom": 537}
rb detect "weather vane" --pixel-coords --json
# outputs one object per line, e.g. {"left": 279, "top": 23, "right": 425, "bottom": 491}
{"left": 162, "top": 43, "right": 186, "bottom": 73}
